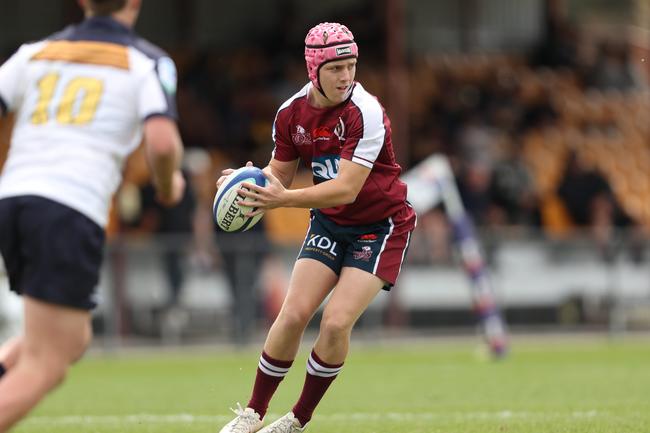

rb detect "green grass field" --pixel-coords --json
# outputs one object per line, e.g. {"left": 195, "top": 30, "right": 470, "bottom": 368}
{"left": 13, "top": 335, "right": 650, "bottom": 433}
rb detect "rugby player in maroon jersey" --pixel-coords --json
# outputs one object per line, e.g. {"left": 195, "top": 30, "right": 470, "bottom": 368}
{"left": 217, "top": 22, "right": 416, "bottom": 433}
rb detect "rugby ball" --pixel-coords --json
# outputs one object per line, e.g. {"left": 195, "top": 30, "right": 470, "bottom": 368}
{"left": 213, "top": 166, "right": 268, "bottom": 232}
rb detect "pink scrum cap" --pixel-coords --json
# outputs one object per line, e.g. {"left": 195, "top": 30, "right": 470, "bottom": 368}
{"left": 304, "top": 22, "right": 358, "bottom": 93}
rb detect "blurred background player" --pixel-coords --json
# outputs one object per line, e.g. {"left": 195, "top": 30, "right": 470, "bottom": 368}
{"left": 216, "top": 209, "right": 272, "bottom": 346}
{"left": 0, "top": 0, "right": 185, "bottom": 430}
{"left": 217, "top": 22, "right": 416, "bottom": 433}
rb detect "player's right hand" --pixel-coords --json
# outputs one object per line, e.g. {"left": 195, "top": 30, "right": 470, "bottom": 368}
{"left": 216, "top": 160, "right": 253, "bottom": 189}
{"left": 156, "top": 170, "right": 186, "bottom": 207}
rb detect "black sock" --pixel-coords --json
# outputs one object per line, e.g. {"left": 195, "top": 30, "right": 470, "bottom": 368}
{"left": 0, "top": 362, "right": 6, "bottom": 378}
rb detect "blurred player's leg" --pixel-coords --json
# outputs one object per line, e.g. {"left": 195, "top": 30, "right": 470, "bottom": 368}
{"left": 219, "top": 259, "right": 336, "bottom": 433}
{"left": 0, "top": 296, "right": 91, "bottom": 433}
{"left": 452, "top": 214, "right": 509, "bottom": 357}
{"left": 264, "top": 267, "right": 383, "bottom": 431}
{"left": 0, "top": 336, "right": 22, "bottom": 378}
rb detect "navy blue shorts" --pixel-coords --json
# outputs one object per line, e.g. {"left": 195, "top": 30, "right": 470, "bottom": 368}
{"left": 0, "top": 196, "right": 104, "bottom": 310}
{"left": 298, "top": 206, "right": 416, "bottom": 290}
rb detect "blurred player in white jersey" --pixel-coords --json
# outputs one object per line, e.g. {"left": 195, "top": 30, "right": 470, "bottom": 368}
{"left": 0, "top": 0, "right": 184, "bottom": 430}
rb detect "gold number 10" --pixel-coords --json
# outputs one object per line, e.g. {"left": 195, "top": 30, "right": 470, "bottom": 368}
{"left": 31, "top": 73, "right": 104, "bottom": 125}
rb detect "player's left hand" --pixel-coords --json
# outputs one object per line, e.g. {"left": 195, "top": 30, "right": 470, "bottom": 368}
{"left": 239, "top": 167, "right": 286, "bottom": 216}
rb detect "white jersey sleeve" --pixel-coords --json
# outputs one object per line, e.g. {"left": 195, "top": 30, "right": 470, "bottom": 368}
{"left": 137, "top": 56, "right": 177, "bottom": 120}
{"left": 348, "top": 83, "right": 386, "bottom": 169}
{"left": 0, "top": 43, "right": 44, "bottom": 115}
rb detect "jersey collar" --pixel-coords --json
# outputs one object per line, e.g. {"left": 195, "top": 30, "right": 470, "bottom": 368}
{"left": 81, "top": 16, "right": 133, "bottom": 36}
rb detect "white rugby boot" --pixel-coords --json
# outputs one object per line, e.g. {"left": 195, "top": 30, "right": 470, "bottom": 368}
{"left": 258, "top": 412, "right": 305, "bottom": 433}
{"left": 218, "top": 403, "right": 264, "bottom": 433}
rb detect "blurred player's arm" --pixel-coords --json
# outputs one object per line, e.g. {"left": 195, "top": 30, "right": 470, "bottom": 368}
{"left": 0, "top": 114, "right": 14, "bottom": 171}
{"left": 0, "top": 46, "right": 27, "bottom": 167}
{"left": 139, "top": 55, "right": 185, "bottom": 207}
{"left": 143, "top": 116, "right": 185, "bottom": 207}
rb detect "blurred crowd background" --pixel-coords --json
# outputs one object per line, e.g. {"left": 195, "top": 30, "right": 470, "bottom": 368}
{"left": 1, "top": 0, "right": 649, "bottom": 345}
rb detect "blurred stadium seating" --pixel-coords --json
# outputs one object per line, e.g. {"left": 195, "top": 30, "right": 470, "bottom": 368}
{"left": 1, "top": 0, "right": 650, "bottom": 346}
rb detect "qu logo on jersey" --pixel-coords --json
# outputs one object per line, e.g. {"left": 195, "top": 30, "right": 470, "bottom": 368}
{"left": 312, "top": 155, "right": 340, "bottom": 180}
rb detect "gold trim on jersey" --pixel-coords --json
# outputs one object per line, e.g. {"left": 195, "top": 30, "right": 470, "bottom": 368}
{"left": 31, "top": 41, "right": 129, "bottom": 70}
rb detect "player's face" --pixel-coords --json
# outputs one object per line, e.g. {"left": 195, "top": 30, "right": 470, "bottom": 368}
{"left": 319, "top": 58, "right": 357, "bottom": 105}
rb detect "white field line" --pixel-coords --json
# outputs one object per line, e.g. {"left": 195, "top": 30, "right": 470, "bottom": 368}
{"left": 25, "top": 411, "right": 603, "bottom": 425}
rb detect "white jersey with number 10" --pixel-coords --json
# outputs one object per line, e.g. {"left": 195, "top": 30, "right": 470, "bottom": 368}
{"left": 0, "top": 18, "right": 177, "bottom": 227}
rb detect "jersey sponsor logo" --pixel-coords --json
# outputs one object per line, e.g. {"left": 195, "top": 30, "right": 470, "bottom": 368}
{"left": 157, "top": 57, "right": 177, "bottom": 95}
{"left": 312, "top": 126, "right": 332, "bottom": 141}
{"left": 353, "top": 246, "right": 373, "bottom": 261}
{"left": 336, "top": 46, "right": 353, "bottom": 56}
{"left": 312, "top": 155, "right": 340, "bottom": 180}
{"left": 292, "top": 125, "right": 312, "bottom": 146}
{"left": 358, "top": 233, "right": 378, "bottom": 243}
{"left": 306, "top": 234, "right": 338, "bottom": 257}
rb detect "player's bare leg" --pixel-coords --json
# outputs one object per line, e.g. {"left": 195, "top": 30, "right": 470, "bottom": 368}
{"left": 0, "top": 296, "right": 91, "bottom": 433}
{"left": 264, "top": 267, "right": 384, "bottom": 431}
{"left": 219, "top": 259, "right": 336, "bottom": 433}
{"left": 0, "top": 336, "right": 23, "bottom": 374}
{"left": 263, "top": 259, "right": 337, "bottom": 360}
{"left": 259, "top": 268, "right": 384, "bottom": 432}
{"left": 312, "top": 267, "right": 383, "bottom": 363}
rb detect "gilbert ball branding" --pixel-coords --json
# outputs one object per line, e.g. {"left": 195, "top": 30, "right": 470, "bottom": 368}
{"left": 213, "top": 166, "right": 268, "bottom": 232}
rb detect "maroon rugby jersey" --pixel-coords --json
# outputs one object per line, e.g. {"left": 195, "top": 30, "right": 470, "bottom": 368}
{"left": 271, "top": 82, "right": 409, "bottom": 226}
